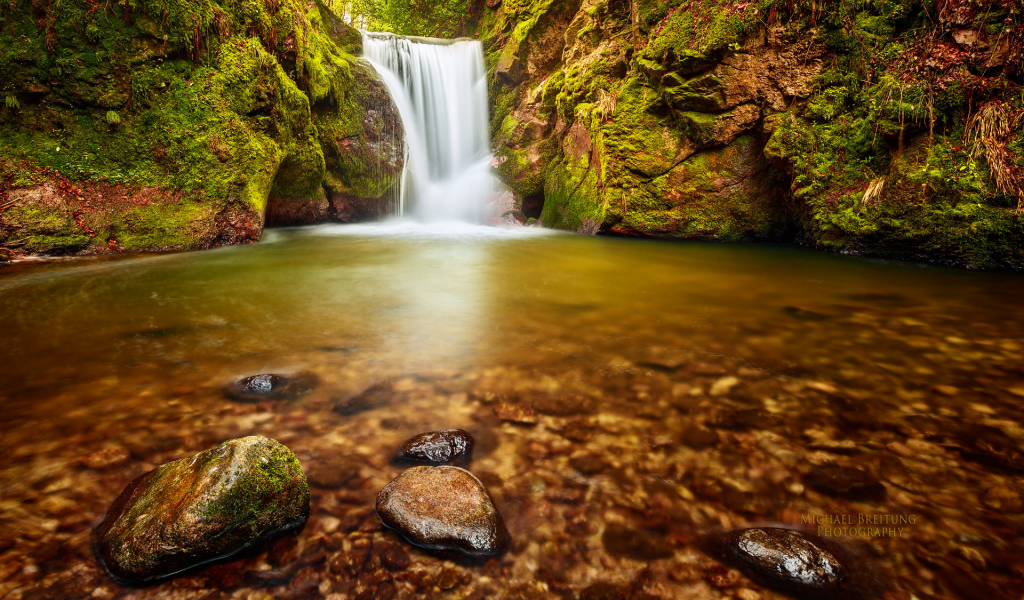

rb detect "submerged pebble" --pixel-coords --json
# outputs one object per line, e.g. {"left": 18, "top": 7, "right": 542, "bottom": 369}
{"left": 398, "top": 429, "right": 474, "bottom": 464}
{"left": 375, "top": 466, "right": 509, "bottom": 556}
{"left": 93, "top": 436, "right": 309, "bottom": 584}
{"left": 223, "top": 372, "right": 319, "bottom": 402}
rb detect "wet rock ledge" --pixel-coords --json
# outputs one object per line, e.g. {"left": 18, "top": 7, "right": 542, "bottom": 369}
{"left": 93, "top": 436, "right": 309, "bottom": 584}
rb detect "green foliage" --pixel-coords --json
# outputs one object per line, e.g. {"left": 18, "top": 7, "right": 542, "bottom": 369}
{"left": 337, "top": 0, "right": 473, "bottom": 36}
{"left": 105, "top": 110, "right": 121, "bottom": 125}
{"left": 4, "top": 95, "right": 17, "bottom": 110}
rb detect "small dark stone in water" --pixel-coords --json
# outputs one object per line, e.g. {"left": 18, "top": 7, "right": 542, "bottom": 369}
{"left": 680, "top": 425, "right": 719, "bottom": 449}
{"left": 804, "top": 465, "right": 886, "bottom": 501}
{"left": 532, "top": 394, "right": 595, "bottom": 416}
{"left": 93, "top": 436, "right": 309, "bottom": 584}
{"left": 570, "top": 454, "right": 607, "bottom": 475}
{"left": 710, "top": 528, "right": 850, "bottom": 599}
{"left": 224, "top": 372, "right": 319, "bottom": 402}
{"left": 784, "top": 306, "right": 833, "bottom": 321}
{"left": 334, "top": 381, "right": 396, "bottom": 415}
{"left": 398, "top": 429, "right": 474, "bottom": 464}
{"left": 376, "top": 466, "right": 509, "bottom": 556}
{"left": 601, "top": 523, "right": 674, "bottom": 560}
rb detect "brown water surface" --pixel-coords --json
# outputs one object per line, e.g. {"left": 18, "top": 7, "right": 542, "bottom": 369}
{"left": 2, "top": 223, "right": 1023, "bottom": 600}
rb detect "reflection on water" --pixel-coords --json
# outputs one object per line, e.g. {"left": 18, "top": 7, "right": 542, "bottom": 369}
{"left": 1, "top": 224, "right": 1023, "bottom": 600}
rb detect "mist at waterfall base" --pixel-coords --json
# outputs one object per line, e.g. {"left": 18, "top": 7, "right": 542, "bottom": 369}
{"left": 363, "top": 32, "right": 503, "bottom": 225}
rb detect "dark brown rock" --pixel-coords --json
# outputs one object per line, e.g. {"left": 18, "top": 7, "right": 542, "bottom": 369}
{"left": 803, "top": 465, "right": 886, "bottom": 502}
{"left": 94, "top": 436, "right": 310, "bottom": 584}
{"left": 710, "top": 528, "right": 851, "bottom": 599}
{"left": 224, "top": 372, "right": 319, "bottom": 402}
{"left": 334, "top": 381, "right": 396, "bottom": 415}
{"left": 397, "top": 429, "right": 474, "bottom": 464}
{"left": 375, "top": 466, "right": 509, "bottom": 556}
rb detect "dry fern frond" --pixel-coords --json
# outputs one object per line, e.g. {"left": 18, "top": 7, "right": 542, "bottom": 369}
{"left": 965, "top": 101, "right": 1024, "bottom": 210}
{"left": 861, "top": 177, "right": 886, "bottom": 207}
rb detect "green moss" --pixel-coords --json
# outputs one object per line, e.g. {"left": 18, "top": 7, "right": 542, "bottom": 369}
{"left": 1, "top": 0, "right": 390, "bottom": 255}
{"left": 641, "top": 0, "right": 760, "bottom": 61}
{"left": 541, "top": 155, "right": 606, "bottom": 233}
{"left": 110, "top": 201, "right": 217, "bottom": 251}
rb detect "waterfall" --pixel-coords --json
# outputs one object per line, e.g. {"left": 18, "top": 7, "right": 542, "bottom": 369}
{"left": 362, "top": 32, "right": 496, "bottom": 223}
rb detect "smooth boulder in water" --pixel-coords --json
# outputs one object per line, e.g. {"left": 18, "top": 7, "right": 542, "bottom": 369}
{"left": 376, "top": 466, "right": 509, "bottom": 556}
{"left": 397, "top": 429, "right": 474, "bottom": 464}
{"left": 94, "top": 436, "right": 309, "bottom": 584}
{"left": 709, "top": 528, "right": 851, "bottom": 599}
{"left": 224, "top": 372, "right": 319, "bottom": 402}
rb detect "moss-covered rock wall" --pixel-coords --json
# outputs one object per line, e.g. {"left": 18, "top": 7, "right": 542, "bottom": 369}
{"left": 0, "top": 0, "right": 403, "bottom": 259}
{"left": 480, "top": 0, "right": 1024, "bottom": 269}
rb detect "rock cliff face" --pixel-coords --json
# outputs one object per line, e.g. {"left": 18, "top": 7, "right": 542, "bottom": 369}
{"left": 0, "top": 0, "right": 402, "bottom": 258}
{"left": 481, "top": 0, "right": 1024, "bottom": 268}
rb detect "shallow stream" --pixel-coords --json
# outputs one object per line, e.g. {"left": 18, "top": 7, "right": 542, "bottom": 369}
{"left": 1, "top": 224, "right": 1023, "bottom": 600}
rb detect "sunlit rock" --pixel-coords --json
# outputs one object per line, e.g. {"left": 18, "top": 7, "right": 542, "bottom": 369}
{"left": 376, "top": 466, "right": 509, "bottom": 556}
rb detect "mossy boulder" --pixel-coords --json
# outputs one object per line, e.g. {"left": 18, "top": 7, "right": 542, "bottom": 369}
{"left": 94, "top": 436, "right": 309, "bottom": 584}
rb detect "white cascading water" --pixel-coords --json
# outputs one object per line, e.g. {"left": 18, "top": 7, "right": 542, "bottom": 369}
{"left": 362, "top": 32, "right": 497, "bottom": 223}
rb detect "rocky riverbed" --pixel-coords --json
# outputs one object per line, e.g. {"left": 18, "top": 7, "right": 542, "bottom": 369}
{"left": 1, "top": 228, "right": 1023, "bottom": 599}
